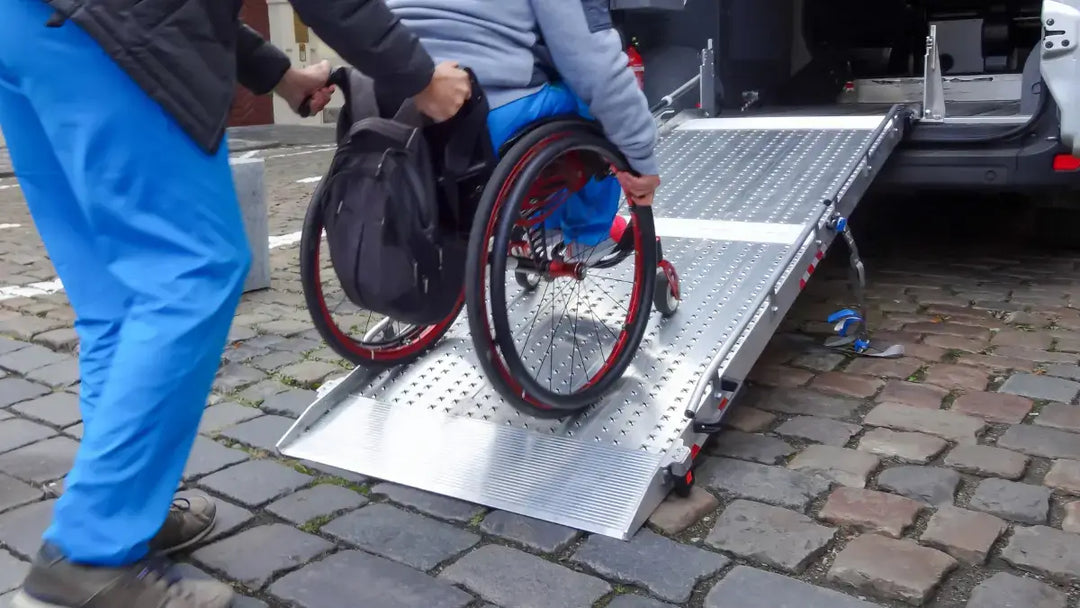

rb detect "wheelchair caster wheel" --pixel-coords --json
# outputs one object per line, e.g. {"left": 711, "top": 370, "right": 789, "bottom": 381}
{"left": 515, "top": 271, "right": 540, "bottom": 291}
{"left": 654, "top": 269, "right": 679, "bottom": 317}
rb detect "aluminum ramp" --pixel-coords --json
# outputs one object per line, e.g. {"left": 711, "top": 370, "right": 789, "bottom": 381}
{"left": 277, "top": 107, "right": 909, "bottom": 540}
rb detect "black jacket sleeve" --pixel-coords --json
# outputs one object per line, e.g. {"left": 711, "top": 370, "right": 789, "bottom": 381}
{"left": 287, "top": 0, "right": 435, "bottom": 100}
{"left": 236, "top": 23, "right": 292, "bottom": 95}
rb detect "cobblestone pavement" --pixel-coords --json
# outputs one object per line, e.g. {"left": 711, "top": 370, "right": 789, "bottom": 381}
{"left": 2, "top": 134, "right": 1080, "bottom": 607}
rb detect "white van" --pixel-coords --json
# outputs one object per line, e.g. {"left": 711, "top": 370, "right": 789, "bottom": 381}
{"left": 615, "top": 0, "right": 1080, "bottom": 193}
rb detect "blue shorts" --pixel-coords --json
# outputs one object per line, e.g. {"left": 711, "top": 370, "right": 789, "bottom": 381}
{"left": 486, "top": 83, "right": 621, "bottom": 247}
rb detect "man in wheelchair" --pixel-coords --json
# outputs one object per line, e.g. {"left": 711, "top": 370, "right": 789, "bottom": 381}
{"left": 386, "top": 0, "right": 662, "bottom": 264}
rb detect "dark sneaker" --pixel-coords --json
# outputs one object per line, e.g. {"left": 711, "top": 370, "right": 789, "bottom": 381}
{"left": 150, "top": 493, "right": 217, "bottom": 555}
{"left": 12, "top": 544, "right": 234, "bottom": 608}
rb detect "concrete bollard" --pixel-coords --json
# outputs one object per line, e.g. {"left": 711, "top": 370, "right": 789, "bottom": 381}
{"left": 230, "top": 156, "right": 271, "bottom": 293}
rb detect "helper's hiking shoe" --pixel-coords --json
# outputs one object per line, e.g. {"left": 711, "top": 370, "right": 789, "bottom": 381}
{"left": 150, "top": 493, "right": 217, "bottom": 555}
{"left": 12, "top": 544, "right": 235, "bottom": 608}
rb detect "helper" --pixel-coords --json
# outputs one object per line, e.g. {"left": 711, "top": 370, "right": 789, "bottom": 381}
{"left": 386, "top": 0, "right": 664, "bottom": 260}
{"left": 0, "top": 0, "right": 471, "bottom": 607}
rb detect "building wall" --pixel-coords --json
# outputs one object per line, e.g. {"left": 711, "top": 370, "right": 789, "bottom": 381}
{"left": 267, "top": 0, "right": 346, "bottom": 125}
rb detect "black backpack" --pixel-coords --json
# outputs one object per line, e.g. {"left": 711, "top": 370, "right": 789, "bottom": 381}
{"left": 313, "top": 67, "right": 492, "bottom": 326}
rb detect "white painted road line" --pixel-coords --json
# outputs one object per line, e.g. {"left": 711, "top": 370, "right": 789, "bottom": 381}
{"left": 0, "top": 184, "right": 19, "bottom": 191}
{"left": 296, "top": 176, "right": 322, "bottom": 184}
{"left": 268, "top": 231, "right": 302, "bottom": 249}
{"left": 0, "top": 229, "right": 307, "bottom": 302}
{"left": 0, "top": 224, "right": 21, "bottom": 230}
{"left": 0, "top": 279, "right": 64, "bottom": 302}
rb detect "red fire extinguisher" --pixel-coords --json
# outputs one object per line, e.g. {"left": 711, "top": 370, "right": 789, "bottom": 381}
{"left": 627, "top": 37, "right": 644, "bottom": 90}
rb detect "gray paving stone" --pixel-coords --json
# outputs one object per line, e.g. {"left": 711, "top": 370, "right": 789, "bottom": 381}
{"left": 746, "top": 388, "right": 861, "bottom": 419}
{"left": 919, "top": 506, "right": 1007, "bottom": 565}
{"left": 1001, "top": 525, "right": 1080, "bottom": 585}
{"left": 0, "top": 436, "right": 78, "bottom": 483}
{"left": 828, "top": 534, "right": 957, "bottom": 605}
{"left": 297, "top": 460, "right": 368, "bottom": 485}
{"left": 864, "top": 403, "right": 985, "bottom": 444}
{"left": 192, "top": 524, "right": 333, "bottom": 588}
{"left": 775, "top": 416, "right": 861, "bottom": 446}
{"left": 966, "top": 572, "right": 1067, "bottom": 608}
{"left": 1034, "top": 403, "right": 1080, "bottom": 432}
{"left": 198, "top": 402, "right": 262, "bottom": 435}
{"left": 0, "top": 344, "right": 66, "bottom": 375}
{"left": 24, "top": 359, "right": 79, "bottom": 388}
{"left": 943, "top": 444, "right": 1029, "bottom": 480}
{"left": 0, "top": 549, "right": 28, "bottom": 594}
{"left": 269, "top": 336, "right": 323, "bottom": 354}
{"left": 572, "top": 528, "right": 728, "bottom": 603}
{"left": 0, "top": 418, "right": 56, "bottom": 454}
{"left": 250, "top": 350, "right": 303, "bottom": 372}
{"left": 705, "top": 431, "right": 796, "bottom": 464}
{"left": 270, "top": 550, "right": 473, "bottom": 608}
{"left": 0, "top": 473, "right": 43, "bottom": 513}
{"left": 968, "top": 478, "right": 1050, "bottom": 524}
{"left": 10, "top": 392, "right": 80, "bottom": 428}
{"left": 278, "top": 361, "right": 340, "bottom": 388}
{"left": 0, "top": 500, "right": 54, "bottom": 558}
{"left": 478, "top": 510, "right": 580, "bottom": 553}
{"left": 258, "top": 389, "right": 316, "bottom": 418}
{"left": 33, "top": 328, "right": 78, "bottom": 352}
{"left": 197, "top": 460, "right": 312, "bottom": 507}
{"left": 371, "top": 483, "right": 485, "bottom": 523}
{"left": 265, "top": 484, "right": 367, "bottom": 525}
{"left": 235, "top": 379, "right": 291, "bottom": 404}
{"left": 0, "top": 338, "right": 28, "bottom": 357}
{"left": 857, "top": 429, "right": 948, "bottom": 464}
{"left": 181, "top": 436, "right": 250, "bottom": 479}
{"left": 199, "top": 499, "right": 254, "bottom": 544}
{"left": 788, "top": 445, "right": 880, "bottom": 488}
{"left": 698, "top": 457, "right": 831, "bottom": 511}
{"left": 323, "top": 504, "right": 479, "bottom": 571}
{"left": 705, "top": 565, "right": 883, "bottom": 608}
{"left": 213, "top": 364, "right": 266, "bottom": 394}
{"left": 997, "top": 424, "right": 1080, "bottom": 460}
{"left": 217, "top": 415, "right": 294, "bottom": 452}
{"left": 1000, "top": 373, "right": 1080, "bottom": 403}
{"left": 442, "top": 544, "right": 610, "bottom": 608}
{"left": 647, "top": 486, "right": 719, "bottom": 535}
{"left": 0, "top": 378, "right": 49, "bottom": 408}
{"left": 876, "top": 466, "right": 961, "bottom": 506}
{"left": 705, "top": 500, "right": 835, "bottom": 573}
{"left": 607, "top": 596, "right": 677, "bottom": 608}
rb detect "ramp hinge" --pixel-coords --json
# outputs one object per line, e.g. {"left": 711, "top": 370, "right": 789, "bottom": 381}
{"left": 922, "top": 24, "right": 946, "bottom": 123}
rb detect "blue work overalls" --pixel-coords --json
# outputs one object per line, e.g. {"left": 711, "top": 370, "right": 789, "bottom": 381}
{"left": 0, "top": 0, "right": 250, "bottom": 566}
{"left": 485, "top": 82, "right": 622, "bottom": 247}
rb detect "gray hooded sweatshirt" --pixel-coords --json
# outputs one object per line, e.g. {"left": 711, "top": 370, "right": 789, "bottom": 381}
{"left": 384, "top": 0, "right": 660, "bottom": 175}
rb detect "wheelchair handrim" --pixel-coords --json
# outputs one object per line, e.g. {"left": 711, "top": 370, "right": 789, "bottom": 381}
{"left": 478, "top": 134, "right": 650, "bottom": 409}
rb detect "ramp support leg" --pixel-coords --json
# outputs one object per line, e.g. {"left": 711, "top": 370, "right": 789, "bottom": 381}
{"left": 823, "top": 216, "right": 905, "bottom": 359}
{"left": 922, "top": 24, "right": 946, "bottom": 123}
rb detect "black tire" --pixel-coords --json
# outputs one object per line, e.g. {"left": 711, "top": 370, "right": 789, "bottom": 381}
{"left": 464, "top": 120, "right": 657, "bottom": 418}
{"left": 299, "top": 191, "right": 460, "bottom": 368}
{"left": 654, "top": 269, "right": 679, "bottom": 317}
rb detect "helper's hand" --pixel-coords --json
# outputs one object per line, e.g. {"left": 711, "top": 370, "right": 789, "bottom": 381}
{"left": 414, "top": 61, "right": 472, "bottom": 123}
{"left": 616, "top": 171, "right": 661, "bottom": 207}
{"left": 275, "top": 60, "right": 336, "bottom": 115}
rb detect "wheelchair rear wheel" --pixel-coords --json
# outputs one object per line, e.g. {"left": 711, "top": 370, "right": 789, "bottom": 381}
{"left": 300, "top": 193, "right": 461, "bottom": 367}
{"left": 465, "top": 120, "right": 657, "bottom": 418}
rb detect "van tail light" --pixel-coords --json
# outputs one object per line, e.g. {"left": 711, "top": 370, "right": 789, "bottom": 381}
{"left": 1053, "top": 154, "right": 1080, "bottom": 172}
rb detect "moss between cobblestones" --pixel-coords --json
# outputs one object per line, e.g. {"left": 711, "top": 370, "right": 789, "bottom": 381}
{"left": 299, "top": 513, "right": 335, "bottom": 534}
{"left": 943, "top": 349, "right": 965, "bottom": 364}
{"left": 316, "top": 475, "right": 369, "bottom": 495}
{"left": 906, "top": 365, "right": 929, "bottom": 383}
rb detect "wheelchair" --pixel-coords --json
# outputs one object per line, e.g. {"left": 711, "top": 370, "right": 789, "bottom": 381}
{"left": 299, "top": 67, "right": 681, "bottom": 418}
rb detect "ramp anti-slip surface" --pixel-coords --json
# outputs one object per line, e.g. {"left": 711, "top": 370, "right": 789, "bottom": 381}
{"left": 278, "top": 111, "right": 906, "bottom": 539}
